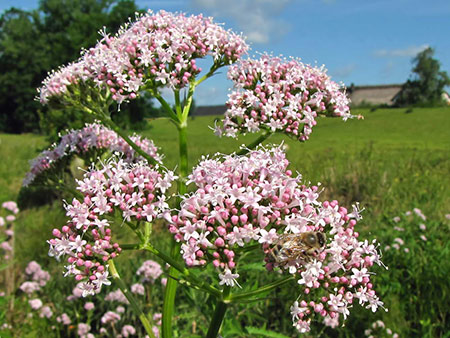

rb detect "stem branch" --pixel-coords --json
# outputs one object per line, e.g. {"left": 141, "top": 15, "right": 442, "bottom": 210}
{"left": 236, "top": 131, "right": 272, "bottom": 155}
{"left": 206, "top": 287, "right": 230, "bottom": 338}
{"left": 109, "top": 260, "right": 156, "bottom": 338}
{"left": 229, "top": 276, "right": 294, "bottom": 302}
{"left": 97, "top": 113, "right": 158, "bottom": 166}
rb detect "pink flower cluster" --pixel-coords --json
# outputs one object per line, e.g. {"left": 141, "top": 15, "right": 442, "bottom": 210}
{"left": 2, "top": 201, "right": 19, "bottom": 215}
{"left": 77, "top": 323, "right": 94, "bottom": 338}
{"left": 169, "top": 145, "right": 291, "bottom": 275}
{"left": 287, "top": 201, "right": 387, "bottom": 333}
{"left": 217, "top": 55, "right": 352, "bottom": 141}
{"left": 39, "top": 10, "right": 248, "bottom": 105}
{"left": 105, "top": 289, "right": 129, "bottom": 304}
{"left": 136, "top": 260, "right": 163, "bottom": 283}
{"left": 0, "top": 201, "right": 18, "bottom": 261}
{"left": 24, "top": 123, "right": 161, "bottom": 187}
{"left": 47, "top": 158, "right": 176, "bottom": 296}
{"left": 19, "top": 261, "right": 51, "bottom": 294}
{"left": 365, "top": 320, "right": 399, "bottom": 338}
{"left": 169, "top": 145, "right": 385, "bottom": 333}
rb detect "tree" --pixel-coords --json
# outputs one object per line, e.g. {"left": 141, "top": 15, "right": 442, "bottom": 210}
{"left": 0, "top": 0, "right": 153, "bottom": 134}
{"left": 0, "top": 9, "right": 49, "bottom": 132}
{"left": 393, "top": 47, "right": 450, "bottom": 107}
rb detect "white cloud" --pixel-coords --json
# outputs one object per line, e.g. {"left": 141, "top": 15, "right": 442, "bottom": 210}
{"left": 374, "top": 44, "right": 429, "bottom": 58}
{"left": 191, "top": 0, "right": 292, "bottom": 44}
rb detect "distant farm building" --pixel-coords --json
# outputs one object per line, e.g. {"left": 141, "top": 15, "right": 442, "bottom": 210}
{"left": 347, "top": 84, "right": 402, "bottom": 106}
{"left": 192, "top": 84, "right": 403, "bottom": 115}
{"left": 192, "top": 105, "right": 227, "bottom": 116}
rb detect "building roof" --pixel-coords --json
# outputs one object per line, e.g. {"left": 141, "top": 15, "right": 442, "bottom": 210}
{"left": 193, "top": 105, "right": 227, "bottom": 116}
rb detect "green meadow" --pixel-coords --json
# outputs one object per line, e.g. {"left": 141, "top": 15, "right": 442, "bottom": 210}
{"left": 1, "top": 106, "right": 449, "bottom": 336}
{"left": 1, "top": 106, "right": 449, "bottom": 260}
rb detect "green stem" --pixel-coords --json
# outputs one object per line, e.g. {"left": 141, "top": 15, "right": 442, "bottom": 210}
{"left": 206, "top": 287, "right": 230, "bottom": 338}
{"left": 174, "top": 90, "right": 182, "bottom": 118}
{"left": 143, "top": 244, "right": 221, "bottom": 298}
{"left": 97, "top": 113, "right": 157, "bottom": 166}
{"left": 195, "top": 62, "right": 222, "bottom": 87}
{"left": 177, "top": 124, "right": 189, "bottom": 195}
{"left": 162, "top": 249, "right": 179, "bottom": 338}
{"left": 161, "top": 113, "right": 189, "bottom": 338}
{"left": 181, "top": 83, "right": 196, "bottom": 121}
{"left": 120, "top": 243, "right": 141, "bottom": 250}
{"left": 150, "top": 61, "right": 222, "bottom": 337}
{"left": 236, "top": 131, "right": 272, "bottom": 155}
{"left": 229, "top": 276, "right": 295, "bottom": 302}
{"left": 109, "top": 261, "right": 156, "bottom": 338}
{"left": 154, "top": 93, "right": 180, "bottom": 123}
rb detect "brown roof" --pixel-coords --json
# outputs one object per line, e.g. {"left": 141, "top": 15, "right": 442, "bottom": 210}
{"left": 193, "top": 105, "right": 227, "bottom": 116}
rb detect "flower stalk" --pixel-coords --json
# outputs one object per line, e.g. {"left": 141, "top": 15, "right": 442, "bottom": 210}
{"left": 108, "top": 260, "right": 156, "bottom": 338}
{"left": 97, "top": 113, "right": 158, "bottom": 166}
{"left": 236, "top": 131, "right": 272, "bottom": 155}
{"left": 206, "top": 287, "right": 231, "bottom": 338}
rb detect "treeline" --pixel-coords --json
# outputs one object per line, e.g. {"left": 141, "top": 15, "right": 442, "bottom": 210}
{"left": 0, "top": 0, "right": 159, "bottom": 135}
{"left": 393, "top": 47, "right": 450, "bottom": 107}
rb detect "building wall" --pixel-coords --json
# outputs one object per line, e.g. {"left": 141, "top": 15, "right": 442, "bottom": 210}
{"left": 349, "top": 85, "right": 402, "bottom": 106}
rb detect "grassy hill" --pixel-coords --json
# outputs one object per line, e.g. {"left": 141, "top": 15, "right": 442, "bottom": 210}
{"left": 1, "top": 106, "right": 449, "bottom": 210}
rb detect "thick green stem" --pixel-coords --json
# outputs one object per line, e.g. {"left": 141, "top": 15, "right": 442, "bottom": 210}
{"left": 177, "top": 124, "right": 189, "bottom": 195}
{"left": 149, "top": 62, "right": 222, "bottom": 337}
{"left": 161, "top": 107, "right": 190, "bottom": 338}
{"left": 236, "top": 131, "right": 272, "bottom": 155}
{"left": 206, "top": 287, "right": 231, "bottom": 338}
{"left": 162, "top": 263, "right": 178, "bottom": 338}
{"left": 109, "top": 261, "right": 156, "bottom": 338}
{"left": 174, "top": 90, "right": 182, "bottom": 117}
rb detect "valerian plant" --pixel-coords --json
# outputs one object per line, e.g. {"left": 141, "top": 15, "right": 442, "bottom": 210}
{"left": 25, "top": 9, "right": 387, "bottom": 337}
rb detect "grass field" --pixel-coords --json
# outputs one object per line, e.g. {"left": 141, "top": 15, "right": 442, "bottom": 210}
{"left": 142, "top": 106, "right": 450, "bottom": 217}
{"left": 0, "top": 106, "right": 449, "bottom": 336}
{"left": 1, "top": 107, "right": 449, "bottom": 255}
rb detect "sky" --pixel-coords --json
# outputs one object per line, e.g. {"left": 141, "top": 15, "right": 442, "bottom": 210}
{"left": 1, "top": 0, "right": 449, "bottom": 105}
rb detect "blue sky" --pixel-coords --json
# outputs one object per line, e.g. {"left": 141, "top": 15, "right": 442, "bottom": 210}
{"left": 2, "top": 0, "right": 449, "bottom": 105}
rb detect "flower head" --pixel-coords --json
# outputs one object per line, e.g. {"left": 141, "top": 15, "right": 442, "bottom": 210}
{"left": 39, "top": 10, "right": 248, "bottom": 105}
{"left": 137, "top": 260, "right": 163, "bottom": 282}
{"left": 47, "top": 157, "right": 175, "bottom": 295}
{"left": 170, "top": 145, "right": 385, "bottom": 333}
{"left": 23, "top": 123, "right": 161, "bottom": 187}
{"left": 217, "top": 55, "right": 352, "bottom": 141}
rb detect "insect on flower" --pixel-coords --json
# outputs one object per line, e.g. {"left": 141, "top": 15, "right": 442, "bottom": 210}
{"left": 266, "top": 232, "right": 327, "bottom": 267}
